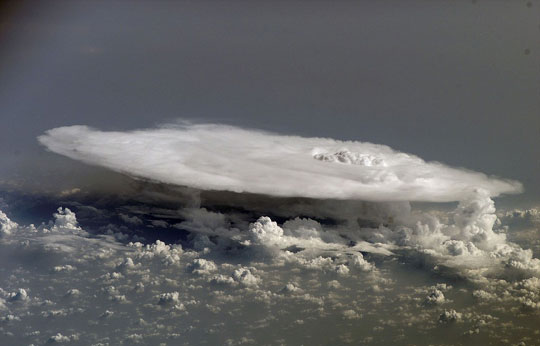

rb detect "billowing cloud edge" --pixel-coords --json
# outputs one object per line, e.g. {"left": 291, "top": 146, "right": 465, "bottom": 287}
{"left": 37, "top": 124, "right": 522, "bottom": 202}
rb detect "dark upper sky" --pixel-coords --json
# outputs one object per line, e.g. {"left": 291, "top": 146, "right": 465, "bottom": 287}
{"left": 1, "top": 1, "right": 538, "bottom": 206}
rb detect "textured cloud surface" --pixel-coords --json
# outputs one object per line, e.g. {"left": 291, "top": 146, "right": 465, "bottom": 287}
{"left": 38, "top": 124, "right": 521, "bottom": 202}
{"left": 27, "top": 123, "right": 537, "bottom": 344}
{"left": 1, "top": 202, "right": 540, "bottom": 345}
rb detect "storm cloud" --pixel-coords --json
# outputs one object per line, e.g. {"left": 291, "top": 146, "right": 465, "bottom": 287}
{"left": 38, "top": 123, "right": 522, "bottom": 202}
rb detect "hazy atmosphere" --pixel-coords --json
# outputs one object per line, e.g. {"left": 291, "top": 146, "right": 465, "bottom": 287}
{"left": 1, "top": 1, "right": 539, "bottom": 345}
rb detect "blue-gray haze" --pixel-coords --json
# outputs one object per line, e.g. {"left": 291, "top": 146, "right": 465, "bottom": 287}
{"left": 1, "top": 2, "right": 540, "bottom": 346}
{"left": 1, "top": 0, "right": 538, "bottom": 206}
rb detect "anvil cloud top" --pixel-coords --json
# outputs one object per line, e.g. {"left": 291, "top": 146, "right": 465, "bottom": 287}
{"left": 38, "top": 123, "right": 521, "bottom": 202}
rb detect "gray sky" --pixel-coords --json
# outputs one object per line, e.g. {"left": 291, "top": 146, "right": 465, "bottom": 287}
{"left": 1, "top": 0, "right": 538, "bottom": 206}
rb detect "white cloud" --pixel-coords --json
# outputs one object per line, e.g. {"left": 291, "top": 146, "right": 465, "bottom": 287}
{"left": 209, "top": 274, "right": 237, "bottom": 286}
{"left": 47, "top": 333, "right": 75, "bottom": 343}
{"left": 425, "top": 289, "right": 445, "bottom": 305}
{"left": 189, "top": 258, "right": 217, "bottom": 275}
{"left": 472, "top": 290, "right": 497, "bottom": 301}
{"left": 0, "top": 204, "right": 540, "bottom": 345}
{"left": 131, "top": 240, "right": 184, "bottom": 266}
{"left": 7, "top": 289, "right": 29, "bottom": 302}
{"left": 99, "top": 310, "right": 114, "bottom": 319}
{"left": 52, "top": 208, "right": 81, "bottom": 231}
{"left": 38, "top": 124, "right": 521, "bottom": 202}
{"left": 1, "top": 314, "right": 20, "bottom": 322}
{"left": 342, "top": 309, "right": 361, "bottom": 319}
{"left": 335, "top": 264, "right": 350, "bottom": 276}
{"left": 349, "top": 254, "right": 374, "bottom": 272}
{"left": 358, "top": 192, "right": 540, "bottom": 281}
{"left": 248, "top": 217, "right": 285, "bottom": 246}
{"left": 438, "top": 309, "right": 462, "bottom": 323}
{"left": 233, "top": 268, "right": 260, "bottom": 287}
{"left": 64, "top": 289, "right": 81, "bottom": 298}
{"left": 53, "top": 265, "right": 76, "bottom": 273}
{"left": 0, "top": 210, "right": 18, "bottom": 237}
{"left": 156, "top": 292, "right": 180, "bottom": 305}
{"left": 280, "top": 283, "right": 301, "bottom": 294}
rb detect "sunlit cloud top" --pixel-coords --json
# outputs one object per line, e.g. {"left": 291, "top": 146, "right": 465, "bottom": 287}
{"left": 38, "top": 124, "right": 522, "bottom": 202}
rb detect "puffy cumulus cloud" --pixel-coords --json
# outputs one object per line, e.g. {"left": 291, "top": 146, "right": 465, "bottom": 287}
{"left": 2, "top": 206, "right": 540, "bottom": 345}
{"left": 498, "top": 207, "right": 540, "bottom": 235}
{"left": 156, "top": 291, "right": 185, "bottom": 310}
{"left": 248, "top": 217, "right": 285, "bottom": 246}
{"left": 499, "top": 208, "right": 540, "bottom": 225}
{"left": 232, "top": 267, "right": 260, "bottom": 287}
{"left": 64, "top": 289, "right": 81, "bottom": 298}
{"left": 342, "top": 309, "right": 362, "bottom": 320}
{"left": 47, "top": 333, "right": 80, "bottom": 343}
{"left": 349, "top": 254, "right": 374, "bottom": 272}
{"left": 53, "top": 265, "right": 76, "bottom": 273}
{"left": 438, "top": 309, "right": 462, "bottom": 323}
{"left": 467, "top": 276, "right": 540, "bottom": 312}
{"left": 7, "top": 289, "right": 29, "bottom": 302}
{"left": 450, "top": 191, "right": 505, "bottom": 250}
{"left": 424, "top": 289, "right": 446, "bottom": 305}
{"left": 245, "top": 216, "right": 333, "bottom": 253}
{"left": 189, "top": 258, "right": 218, "bottom": 275}
{"left": 130, "top": 240, "right": 184, "bottom": 266}
{"left": 354, "top": 191, "right": 540, "bottom": 283}
{"left": 38, "top": 124, "right": 521, "bottom": 202}
{"left": 208, "top": 274, "right": 237, "bottom": 286}
{"left": 281, "top": 283, "right": 301, "bottom": 294}
{"left": 234, "top": 215, "right": 389, "bottom": 273}
{"left": 496, "top": 207, "right": 540, "bottom": 260}
{"left": 335, "top": 264, "right": 350, "bottom": 276}
{"left": 52, "top": 207, "right": 81, "bottom": 231}
{"left": 0, "top": 210, "right": 18, "bottom": 237}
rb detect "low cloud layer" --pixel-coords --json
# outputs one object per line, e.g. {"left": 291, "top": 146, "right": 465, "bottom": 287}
{"left": 38, "top": 124, "right": 522, "bottom": 202}
{"left": 1, "top": 200, "right": 540, "bottom": 344}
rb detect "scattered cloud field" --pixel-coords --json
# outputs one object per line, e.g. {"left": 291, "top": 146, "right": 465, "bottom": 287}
{"left": 1, "top": 192, "right": 539, "bottom": 345}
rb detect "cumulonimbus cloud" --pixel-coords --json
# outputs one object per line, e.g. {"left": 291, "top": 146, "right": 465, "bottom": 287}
{"left": 38, "top": 123, "right": 522, "bottom": 202}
